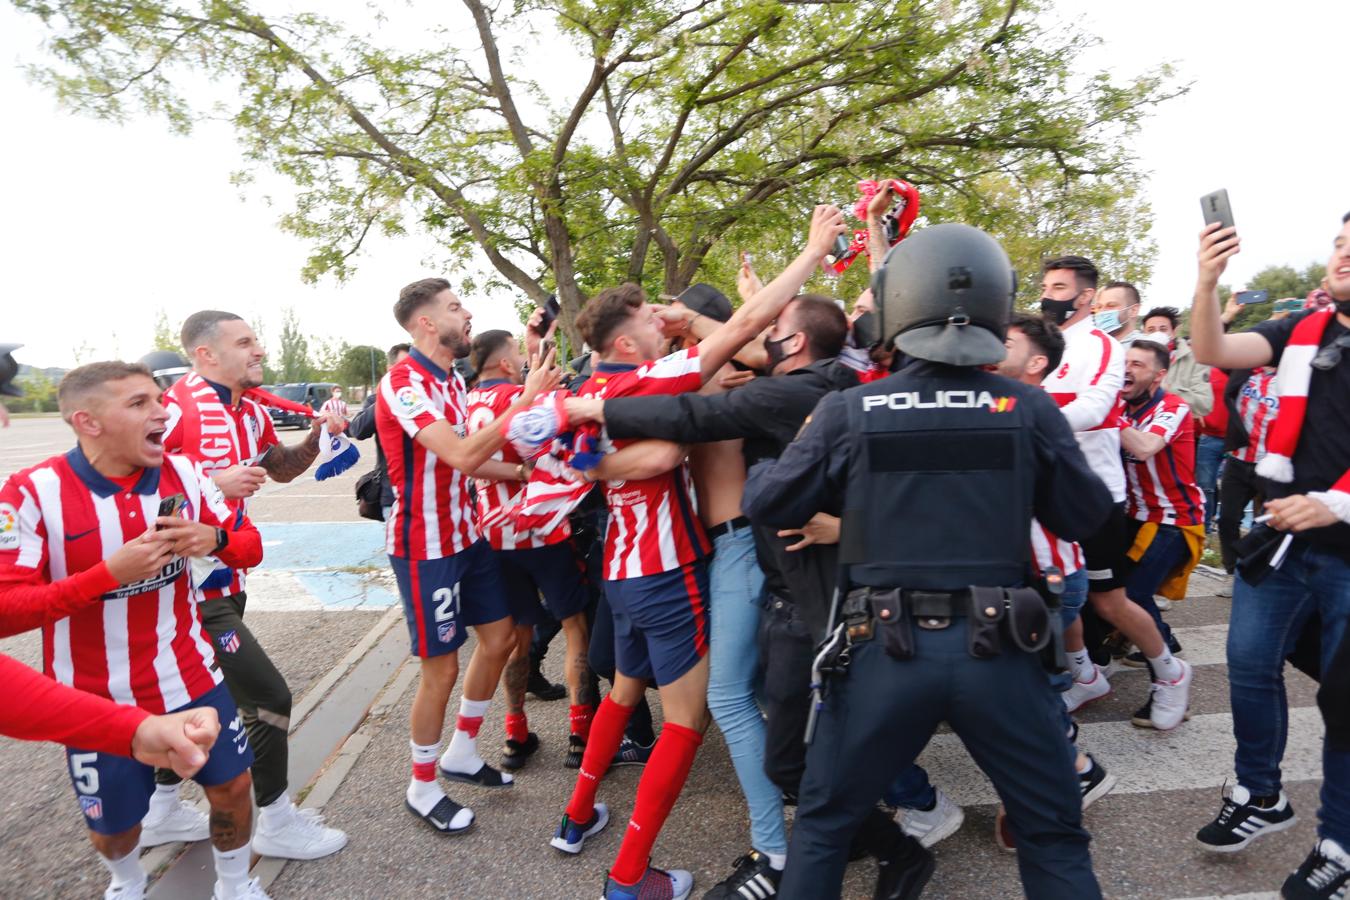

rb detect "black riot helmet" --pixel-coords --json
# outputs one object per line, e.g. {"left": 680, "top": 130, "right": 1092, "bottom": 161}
{"left": 0, "top": 344, "right": 22, "bottom": 397}
{"left": 139, "top": 350, "right": 191, "bottom": 390}
{"left": 872, "top": 223, "right": 1016, "bottom": 367}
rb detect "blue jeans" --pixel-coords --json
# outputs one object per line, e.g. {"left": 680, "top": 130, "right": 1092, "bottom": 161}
{"left": 1229, "top": 541, "right": 1350, "bottom": 845}
{"left": 707, "top": 525, "right": 785, "bottom": 856}
{"left": 1124, "top": 524, "right": 1189, "bottom": 647}
{"left": 1196, "top": 435, "right": 1225, "bottom": 531}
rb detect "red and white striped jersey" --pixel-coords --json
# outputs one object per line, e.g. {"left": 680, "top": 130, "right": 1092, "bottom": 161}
{"left": 1122, "top": 389, "right": 1204, "bottom": 527}
{"left": 1231, "top": 368, "right": 1279, "bottom": 464}
{"left": 376, "top": 348, "right": 480, "bottom": 560}
{"left": 1031, "top": 520, "right": 1083, "bottom": 577}
{"left": 577, "top": 348, "right": 711, "bottom": 580}
{"left": 465, "top": 380, "right": 569, "bottom": 551}
{"left": 0, "top": 449, "right": 241, "bottom": 713}
{"left": 163, "top": 371, "right": 279, "bottom": 599}
{"left": 1041, "top": 317, "right": 1126, "bottom": 502}
{"left": 319, "top": 397, "right": 349, "bottom": 418}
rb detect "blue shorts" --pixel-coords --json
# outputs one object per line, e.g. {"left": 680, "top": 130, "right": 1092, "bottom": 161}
{"left": 65, "top": 683, "right": 253, "bottom": 835}
{"left": 497, "top": 541, "right": 591, "bottom": 627}
{"left": 391, "top": 540, "right": 510, "bottom": 658}
{"left": 606, "top": 559, "right": 710, "bottom": 687}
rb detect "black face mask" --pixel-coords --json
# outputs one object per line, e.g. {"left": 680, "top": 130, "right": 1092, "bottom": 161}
{"left": 1336, "top": 299, "right": 1350, "bottom": 318}
{"left": 764, "top": 332, "right": 800, "bottom": 374}
{"left": 1040, "top": 294, "right": 1080, "bottom": 326}
{"left": 852, "top": 311, "right": 878, "bottom": 349}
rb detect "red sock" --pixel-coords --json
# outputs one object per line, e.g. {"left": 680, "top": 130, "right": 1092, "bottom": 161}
{"left": 569, "top": 703, "right": 595, "bottom": 740}
{"left": 505, "top": 712, "right": 529, "bottom": 744}
{"left": 564, "top": 696, "right": 633, "bottom": 821}
{"left": 456, "top": 715, "right": 483, "bottom": 739}
{"left": 609, "top": 723, "right": 703, "bottom": 886}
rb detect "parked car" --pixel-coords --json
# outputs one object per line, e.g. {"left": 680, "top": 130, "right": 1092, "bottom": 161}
{"left": 265, "top": 382, "right": 338, "bottom": 429}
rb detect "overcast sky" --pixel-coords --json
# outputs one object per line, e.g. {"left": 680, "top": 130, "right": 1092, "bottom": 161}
{"left": 1, "top": 1, "right": 1345, "bottom": 369}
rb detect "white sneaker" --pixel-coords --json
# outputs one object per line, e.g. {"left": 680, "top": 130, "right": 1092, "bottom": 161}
{"left": 1062, "top": 666, "right": 1111, "bottom": 713}
{"left": 251, "top": 799, "right": 348, "bottom": 860}
{"left": 1150, "top": 659, "right": 1193, "bottom": 731}
{"left": 1154, "top": 594, "right": 1172, "bottom": 611}
{"left": 140, "top": 798, "right": 210, "bottom": 846}
{"left": 896, "top": 787, "right": 964, "bottom": 848}
{"left": 105, "top": 877, "right": 148, "bottom": 900}
{"left": 1215, "top": 577, "right": 1234, "bottom": 598}
{"left": 212, "top": 876, "right": 272, "bottom": 900}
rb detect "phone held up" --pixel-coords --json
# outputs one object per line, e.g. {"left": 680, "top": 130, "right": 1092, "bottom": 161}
{"left": 532, "top": 295, "right": 562, "bottom": 337}
{"left": 1235, "top": 290, "right": 1270, "bottom": 306}
{"left": 1201, "top": 189, "right": 1235, "bottom": 232}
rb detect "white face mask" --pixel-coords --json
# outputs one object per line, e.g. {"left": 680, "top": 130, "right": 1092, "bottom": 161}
{"left": 1094, "top": 309, "right": 1122, "bottom": 333}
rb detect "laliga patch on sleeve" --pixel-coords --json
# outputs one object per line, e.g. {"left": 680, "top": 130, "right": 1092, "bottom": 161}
{"left": 0, "top": 503, "right": 20, "bottom": 551}
{"left": 396, "top": 386, "right": 428, "bottom": 417}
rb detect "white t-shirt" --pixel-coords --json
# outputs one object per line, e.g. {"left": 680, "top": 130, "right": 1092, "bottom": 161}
{"left": 1040, "top": 316, "right": 1126, "bottom": 502}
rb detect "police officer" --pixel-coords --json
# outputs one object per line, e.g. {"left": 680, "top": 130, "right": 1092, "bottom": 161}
{"left": 743, "top": 224, "right": 1113, "bottom": 900}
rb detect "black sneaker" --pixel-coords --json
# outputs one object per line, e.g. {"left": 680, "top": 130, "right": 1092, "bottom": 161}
{"left": 611, "top": 735, "right": 655, "bottom": 767}
{"left": 700, "top": 850, "right": 780, "bottom": 899}
{"left": 564, "top": 734, "right": 586, "bottom": 770}
{"left": 501, "top": 732, "right": 540, "bottom": 770}
{"left": 874, "top": 833, "right": 935, "bottom": 900}
{"left": 1196, "top": 784, "right": 1296, "bottom": 852}
{"left": 1122, "top": 635, "right": 1183, "bottom": 669}
{"left": 527, "top": 670, "right": 567, "bottom": 701}
{"left": 1282, "top": 839, "right": 1350, "bottom": 899}
{"left": 1078, "top": 754, "right": 1117, "bottom": 810}
{"left": 1130, "top": 695, "right": 1193, "bottom": 729}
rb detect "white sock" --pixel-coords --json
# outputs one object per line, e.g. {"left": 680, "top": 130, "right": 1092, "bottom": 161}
{"left": 258, "top": 792, "right": 292, "bottom": 830}
{"left": 100, "top": 848, "right": 145, "bottom": 890}
{"left": 146, "top": 782, "right": 179, "bottom": 816}
{"left": 1322, "top": 838, "right": 1350, "bottom": 867}
{"left": 764, "top": 851, "right": 787, "bottom": 871}
{"left": 408, "top": 741, "right": 444, "bottom": 816}
{"left": 211, "top": 844, "right": 251, "bottom": 897}
{"left": 1069, "top": 649, "right": 1093, "bottom": 682}
{"left": 1148, "top": 648, "right": 1183, "bottom": 683}
{"left": 440, "top": 698, "right": 491, "bottom": 774}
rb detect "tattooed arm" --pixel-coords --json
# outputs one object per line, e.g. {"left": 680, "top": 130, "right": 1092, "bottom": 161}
{"left": 260, "top": 412, "right": 346, "bottom": 483}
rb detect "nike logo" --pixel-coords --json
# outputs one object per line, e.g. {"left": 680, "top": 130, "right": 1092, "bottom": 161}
{"left": 65, "top": 527, "right": 98, "bottom": 542}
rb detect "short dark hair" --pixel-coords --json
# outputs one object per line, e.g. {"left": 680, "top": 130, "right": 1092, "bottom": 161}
{"left": 58, "top": 361, "right": 153, "bottom": 422}
{"left": 469, "top": 330, "right": 515, "bottom": 376}
{"left": 395, "top": 278, "right": 451, "bottom": 330}
{"left": 1008, "top": 311, "right": 1065, "bottom": 374}
{"left": 576, "top": 283, "right": 646, "bottom": 353}
{"left": 386, "top": 343, "right": 411, "bottom": 365}
{"left": 786, "top": 294, "right": 848, "bottom": 361}
{"left": 1142, "top": 306, "right": 1181, "bottom": 330}
{"left": 180, "top": 310, "right": 244, "bottom": 354}
{"left": 1101, "top": 281, "right": 1141, "bottom": 306}
{"left": 1041, "top": 255, "right": 1099, "bottom": 290}
{"left": 1343, "top": 211, "right": 1349, "bottom": 224}
{"left": 1130, "top": 339, "right": 1171, "bottom": 371}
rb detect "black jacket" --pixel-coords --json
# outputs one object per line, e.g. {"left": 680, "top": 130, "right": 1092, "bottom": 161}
{"left": 348, "top": 395, "right": 394, "bottom": 507}
{"left": 604, "top": 359, "right": 860, "bottom": 612}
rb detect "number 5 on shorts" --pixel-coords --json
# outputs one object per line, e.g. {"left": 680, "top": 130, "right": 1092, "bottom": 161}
{"left": 71, "top": 752, "right": 100, "bottom": 794}
{"left": 433, "top": 584, "right": 461, "bottom": 622}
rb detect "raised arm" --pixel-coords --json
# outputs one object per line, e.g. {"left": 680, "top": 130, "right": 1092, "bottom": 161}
{"left": 1190, "top": 223, "right": 1275, "bottom": 369}
{"left": 690, "top": 206, "right": 846, "bottom": 383}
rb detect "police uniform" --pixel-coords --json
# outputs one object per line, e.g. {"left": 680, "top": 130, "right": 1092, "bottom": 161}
{"left": 742, "top": 224, "right": 1114, "bottom": 900}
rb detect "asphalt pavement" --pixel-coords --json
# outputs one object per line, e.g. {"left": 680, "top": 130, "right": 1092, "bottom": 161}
{"left": 0, "top": 415, "right": 1327, "bottom": 899}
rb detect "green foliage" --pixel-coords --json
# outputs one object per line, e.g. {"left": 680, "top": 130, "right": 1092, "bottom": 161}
{"left": 1226, "top": 261, "right": 1324, "bottom": 333}
{"left": 276, "top": 307, "right": 313, "bottom": 382}
{"left": 151, "top": 308, "right": 179, "bottom": 353}
{"left": 332, "top": 344, "right": 386, "bottom": 389}
{"left": 15, "top": 0, "right": 1181, "bottom": 346}
{"left": 6, "top": 371, "right": 57, "bottom": 413}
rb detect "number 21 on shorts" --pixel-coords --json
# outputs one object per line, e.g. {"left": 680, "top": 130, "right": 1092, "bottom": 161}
{"left": 434, "top": 583, "right": 461, "bottom": 644}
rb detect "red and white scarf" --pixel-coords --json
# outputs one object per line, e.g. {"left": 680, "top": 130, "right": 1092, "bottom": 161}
{"left": 1256, "top": 308, "right": 1350, "bottom": 520}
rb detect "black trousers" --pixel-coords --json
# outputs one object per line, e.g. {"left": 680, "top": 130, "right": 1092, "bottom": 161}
{"left": 758, "top": 598, "right": 815, "bottom": 795}
{"left": 1219, "top": 456, "right": 1263, "bottom": 573}
{"left": 779, "top": 625, "right": 1100, "bottom": 900}
{"left": 158, "top": 592, "right": 291, "bottom": 806}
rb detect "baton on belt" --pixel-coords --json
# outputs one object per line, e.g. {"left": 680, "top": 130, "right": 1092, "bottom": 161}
{"left": 804, "top": 578, "right": 847, "bottom": 746}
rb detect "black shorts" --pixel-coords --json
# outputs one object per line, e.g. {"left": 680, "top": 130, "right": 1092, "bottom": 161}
{"left": 1080, "top": 502, "right": 1135, "bottom": 591}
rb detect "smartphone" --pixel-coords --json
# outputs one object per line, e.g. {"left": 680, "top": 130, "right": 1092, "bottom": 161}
{"left": 1236, "top": 289, "right": 1270, "bottom": 305}
{"left": 532, "top": 295, "right": 561, "bottom": 336}
{"left": 156, "top": 494, "right": 186, "bottom": 528}
{"left": 1275, "top": 297, "right": 1305, "bottom": 313}
{"left": 1201, "top": 189, "right": 1235, "bottom": 231}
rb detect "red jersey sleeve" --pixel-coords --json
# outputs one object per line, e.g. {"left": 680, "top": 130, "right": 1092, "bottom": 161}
{"left": 382, "top": 367, "right": 444, "bottom": 436}
{"left": 0, "top": 474, "right": 118, "bottom": 638}
{"left": 0, "top": 652, "right": 149, "bottom": 754}
{"left": 629, "top": 347, "right": 703, "bottom": 397}
{"left": 1147, "top": 397, "right": 1191, "bottom": 443}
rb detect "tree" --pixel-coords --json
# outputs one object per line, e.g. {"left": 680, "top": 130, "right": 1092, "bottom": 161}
{"left": 15, "top": 1, "right": 1179, "bottom": 346}
{"left": 152, "top": 309, "right": 179, "bottom": 353}
{"left": 333, "top": 345, "right": 387, "bottom": 390}
{"left": 1223, "top": 260, "right": 1324, "bottom": 333}
{"left": 276, "top": 307, "right": 313, "bottom": 382}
